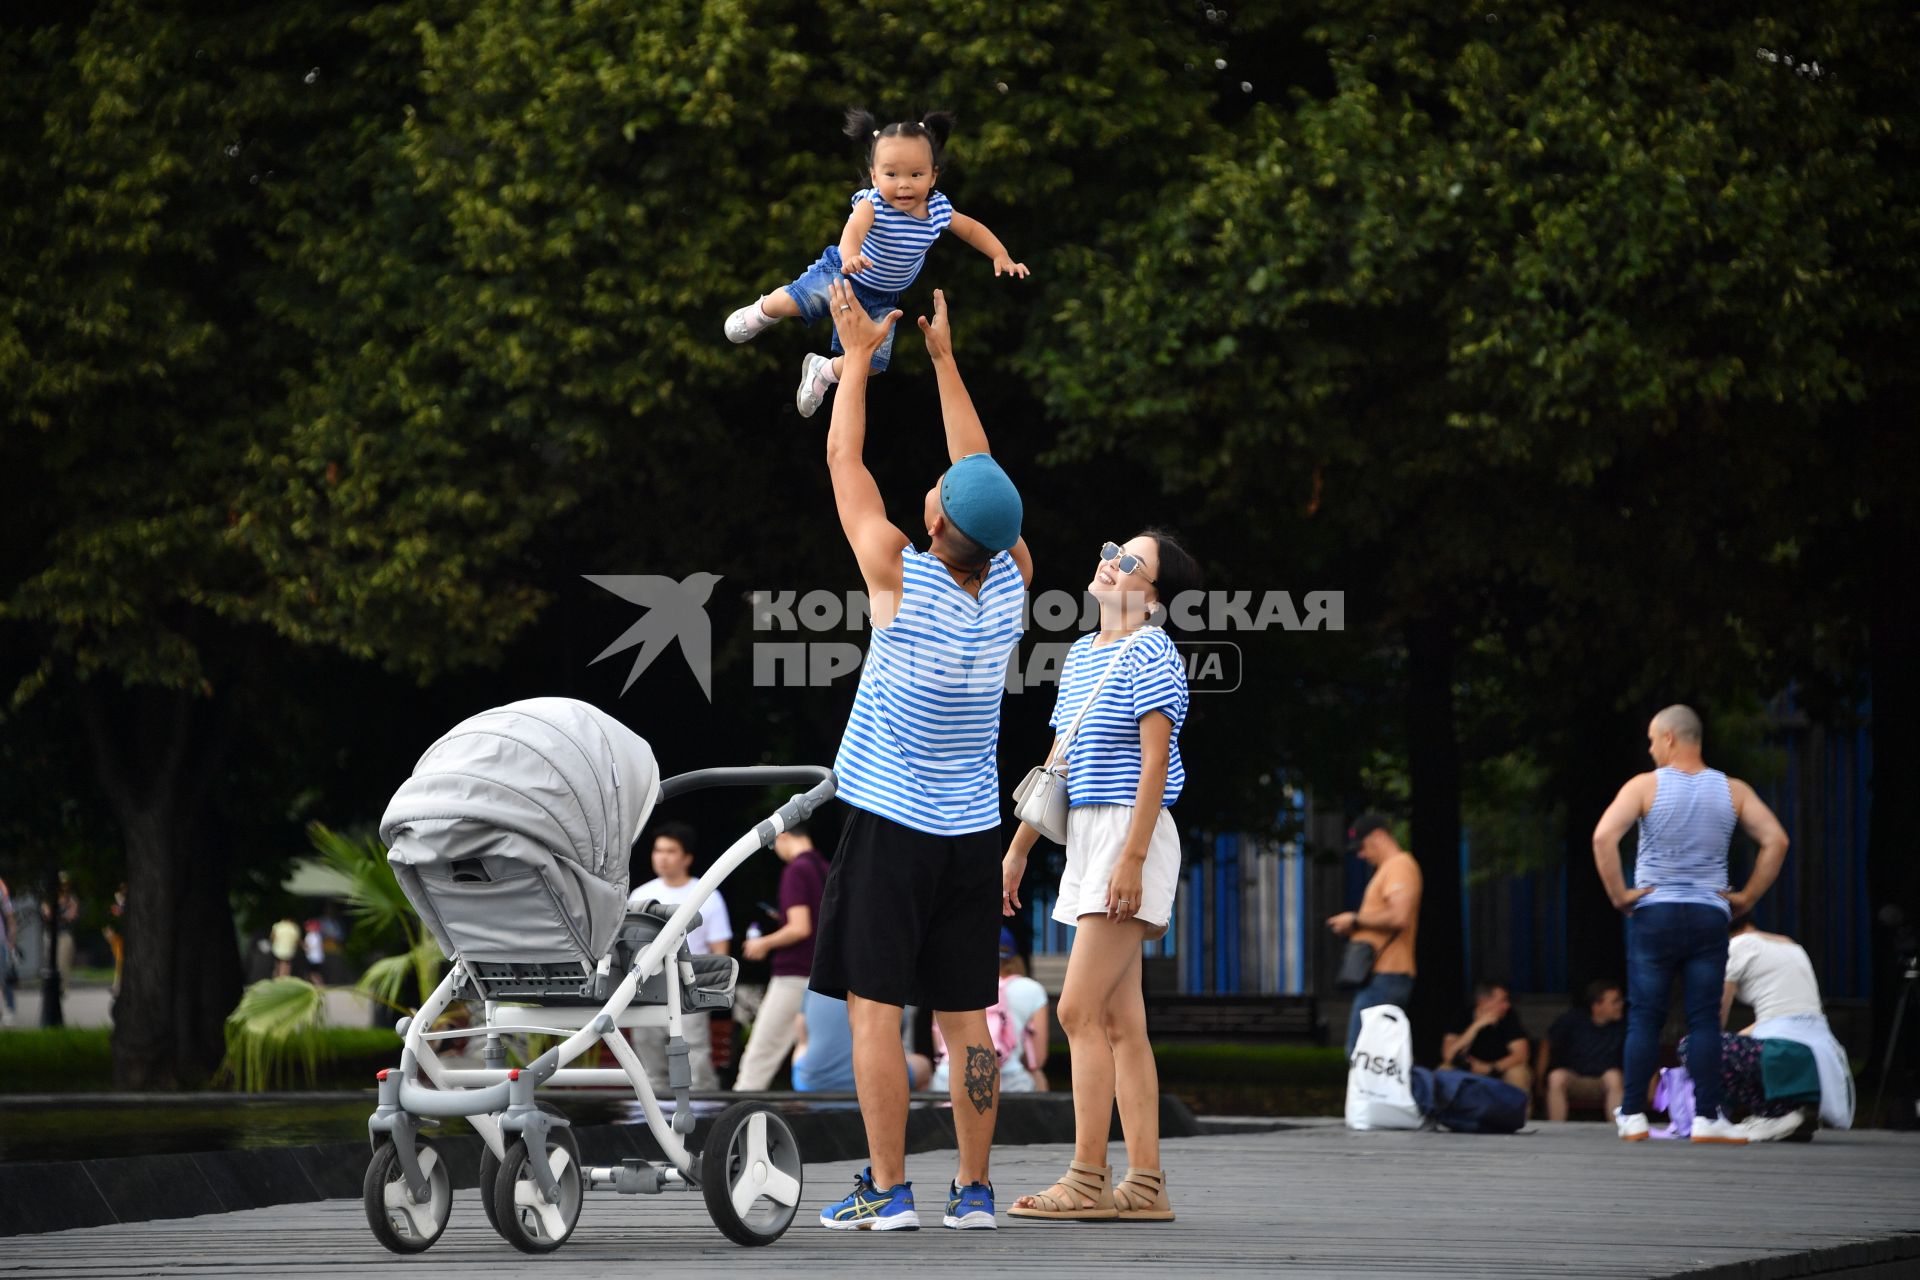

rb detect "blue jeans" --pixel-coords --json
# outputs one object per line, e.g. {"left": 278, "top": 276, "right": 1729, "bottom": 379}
{"left": 1623, "top": 902, "right": 1729, "bottom": 1118}
{"left": 782, "top": 245, "right": 899, "bottom": 371}
{"left": 1345, "top": 972, "right": 1416, "bottom": 1056}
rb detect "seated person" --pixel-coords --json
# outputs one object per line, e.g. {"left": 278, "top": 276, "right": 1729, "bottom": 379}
{"left": 1440, "top": 980, "right": 1533, "bottom": 1103}
{"left": 1537, "top": 979, "right": 1626, "bottom": 1121}
{"left": 791, "top": 989, "right": 856, "bottom": 1093}
{"left": 1680, "top": 915, "right": 1853, "bottom": 1135}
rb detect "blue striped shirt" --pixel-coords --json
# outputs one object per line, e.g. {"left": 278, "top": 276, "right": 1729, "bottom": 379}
{"left": 853, "top": 189, "right": 953, "bottom": 293}
{"left": 1048, "top": 629, "right": 1189, "bottom": 808}
{"left": 834, "top": 545, "right": 1026, "bottom": 835}
{"left": 1634, "top": 766, "right": 1738, "bottom": 914}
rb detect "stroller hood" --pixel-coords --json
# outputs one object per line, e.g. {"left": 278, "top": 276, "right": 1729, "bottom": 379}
{"left": 380, "top": 698, "right": 658, "bottom": 967}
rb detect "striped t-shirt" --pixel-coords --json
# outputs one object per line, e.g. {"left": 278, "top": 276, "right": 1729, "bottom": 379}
{"left": 1633, "top": 766, "right": 1738, "bottom": 914}
{"left": 1048, "top": 628, "right": 1189, "bottom": 808}
{"left": 834, "top": 545, "right": 1026, "bottom": 835}
{"left": 852, "top": 189, "right": 954, "bottom": 293}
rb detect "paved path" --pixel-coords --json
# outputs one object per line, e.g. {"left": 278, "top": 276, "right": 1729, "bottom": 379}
{"left": 7, "top": 1119, "right": 1919, "bottom": 1278}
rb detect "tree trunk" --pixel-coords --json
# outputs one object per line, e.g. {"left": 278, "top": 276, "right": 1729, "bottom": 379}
{"left": 79, "top": 683, "right": 240, "bottom": 1089}
{"left": 1406, "top": 614, "right": 1463, "bottom": 1064}
{"left": 38, "top": 863, "right": 64, "bottom": 1028}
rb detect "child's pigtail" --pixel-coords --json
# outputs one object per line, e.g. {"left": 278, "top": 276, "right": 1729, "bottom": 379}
{"left": 919, "top": 109, "right": 956, "bottom": 156}
{"left": 843, "top": 107, "right": 879, "bottom": 142}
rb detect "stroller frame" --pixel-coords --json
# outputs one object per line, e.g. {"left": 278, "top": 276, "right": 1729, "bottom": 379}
{"left": 364, "top": 764, "right": 835, "bottom": 1254}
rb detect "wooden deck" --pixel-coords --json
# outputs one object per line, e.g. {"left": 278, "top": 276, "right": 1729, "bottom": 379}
{"left": 8, "top": 1119, "right": 1919, "bottom": 1278}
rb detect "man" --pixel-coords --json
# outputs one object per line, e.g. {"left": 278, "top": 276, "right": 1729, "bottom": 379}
{"left": 627, "top": 821, "right": 733, "bottom": 1090}
{"left": 1538, "top": 980, "right": 1626, "bottom": 1122}
{"left": 810, "top": 279, "right": 1031, "bottom": 1232}
{"left": 732, "top": 824, "right": 830, "bottom": 1090}
{"left": 1592, "top": 704, "right": 1789, "bottom": 1143}
{"left": 1328, "top": 814, "right": 1423, "bottom": 1055}
{"left": 1440, "top": 980, "right": 1534, "bottom": 1100}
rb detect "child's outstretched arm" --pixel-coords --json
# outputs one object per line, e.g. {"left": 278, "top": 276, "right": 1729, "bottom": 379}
{"left": 838, "top": 200, "right": 878, "bottom": 276}
{"left": 946, "top": 212, "right": 1028, "bottom": 278}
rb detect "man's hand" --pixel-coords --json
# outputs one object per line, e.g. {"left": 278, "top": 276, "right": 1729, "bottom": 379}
{"left": 827, "top": 278, "right": 898, "bottom": 361}
{"left": 993, "top": 255, "right": 1029, "bottom": 279}
{"left": 842, "top": 251, "right": 873, "bottom": 276}
{"left": 917, "top": 287, "right": 954, "bottom": 362}
{"left": 741, "top": 935, "right": 772, "bottom": 963}
{"left": 1612, "top": 884, "right": 1655, "bottom": 914}
{"left": 1327, "top": 911, "right": 1357, "bottom": 937}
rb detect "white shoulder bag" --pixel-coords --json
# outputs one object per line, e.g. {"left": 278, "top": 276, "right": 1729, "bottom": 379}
{"left": 1010, "top": 627, "right": 1154, "bottom": 844}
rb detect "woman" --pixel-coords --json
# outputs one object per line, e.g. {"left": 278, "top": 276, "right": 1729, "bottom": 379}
{"left": 1681, "top": 915, "right": 1854, "bottom": 1138}
{"left": 1002, "top": 531, "right": 1199, "bottom": 1222}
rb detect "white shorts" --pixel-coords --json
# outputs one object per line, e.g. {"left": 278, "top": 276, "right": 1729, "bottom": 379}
{"left": 1051, "top": 804, "right": 1182, "bottom": 932}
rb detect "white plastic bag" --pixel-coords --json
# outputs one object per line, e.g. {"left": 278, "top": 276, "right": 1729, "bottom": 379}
{"left": 1345, "top": 1004, "right": 1422, "bottom": 1130}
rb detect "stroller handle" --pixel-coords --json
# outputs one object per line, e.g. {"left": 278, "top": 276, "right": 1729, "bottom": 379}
{"left": 656, "top": 765, "right": 837, "bottom": 830}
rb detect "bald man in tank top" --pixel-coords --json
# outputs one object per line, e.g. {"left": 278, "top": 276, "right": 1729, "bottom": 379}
{"left": 1591, "top": 704, "right": 1790, "bottom": 1144}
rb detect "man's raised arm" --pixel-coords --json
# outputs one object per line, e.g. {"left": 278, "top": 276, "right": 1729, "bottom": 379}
{"left": 918, "top": 289, "right": 1032, "bottom": 583}
{"left": 824, "top": 279, "right": 910, "bottom": 614}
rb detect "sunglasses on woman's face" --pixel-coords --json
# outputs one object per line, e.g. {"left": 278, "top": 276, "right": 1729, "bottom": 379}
{"left": 1100, "top": 541, "right": 1158, "bottom": 587}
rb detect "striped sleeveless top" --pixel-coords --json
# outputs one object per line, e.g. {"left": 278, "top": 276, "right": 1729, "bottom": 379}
{"left": 1634, "top": 766, "right": 1738, "bottom": 914}
{"left": 833, "top": 545, "right": 1026, "bottom": 835}
{"left": 852, "top": 189, "right": 953, "bottom": 293}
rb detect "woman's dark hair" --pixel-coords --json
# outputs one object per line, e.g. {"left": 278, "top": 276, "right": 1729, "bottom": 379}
{"left": 1135, "top": 528, "right": 1202, "bottom": 630}
{"left": 651, "top": 821, "right": 697, "bottom": 858}
{"left": 844, "top": 107, "right": 956, "bottom": 171}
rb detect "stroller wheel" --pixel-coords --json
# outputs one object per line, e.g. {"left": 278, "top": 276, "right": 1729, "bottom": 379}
{"left": 701, "top": 1102, "right": 804, "bottom": 1246}
{"left": 479, "top": 1104, "right": 575, "bottom": 1235}
{"left": 363, "top": 1136, "right": 452, "bottom": 1254}
{"left": 492, "top": 1136, "right": 584, "bottom": 1254}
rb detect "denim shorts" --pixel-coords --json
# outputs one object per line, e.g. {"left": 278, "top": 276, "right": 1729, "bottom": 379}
{"left": 782, "top": 245, "right": 899, "bottom": 372}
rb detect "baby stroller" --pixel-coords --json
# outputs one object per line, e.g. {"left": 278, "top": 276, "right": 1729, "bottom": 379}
{"left": 362, "top": 697, "right": 833, "bottom": 1254}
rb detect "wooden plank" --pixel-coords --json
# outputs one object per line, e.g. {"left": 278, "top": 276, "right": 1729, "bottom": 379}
{"left": 6, "top": 1119, "right": 1918, "bottom": 1278}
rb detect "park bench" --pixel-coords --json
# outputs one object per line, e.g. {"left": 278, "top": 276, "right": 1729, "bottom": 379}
{"left": 1144, "top": 994, "right": 1323, "bottom": 1044}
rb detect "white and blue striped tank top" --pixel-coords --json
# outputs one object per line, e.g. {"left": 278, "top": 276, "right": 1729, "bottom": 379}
{"left": 853, "top": 189, "right": 953, "bottom": 293}
{"left": 834, "top": 545, "right": 1026, "bottom": 835}
{"left": 1634, "top": 766, "right": 1738, "bottom": 913}
{"left": 1049, "top": 629, "right": 1189, "bottom": 808}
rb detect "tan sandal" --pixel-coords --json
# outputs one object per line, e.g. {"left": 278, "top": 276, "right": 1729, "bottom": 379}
{"left": 1007, "top": 1160, "right": 1118, "bottom": 1220}
{"left": 1113, "top": 1167, "right": 1174, "bottom": 1221}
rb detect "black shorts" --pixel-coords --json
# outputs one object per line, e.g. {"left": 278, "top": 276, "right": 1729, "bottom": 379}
{"left": 808, "top": 806, "right": 1002, "bottom": 1011}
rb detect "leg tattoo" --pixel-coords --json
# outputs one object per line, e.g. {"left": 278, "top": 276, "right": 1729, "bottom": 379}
{"left": 963, "top": 1044, "right": 997, "bottom": 1115}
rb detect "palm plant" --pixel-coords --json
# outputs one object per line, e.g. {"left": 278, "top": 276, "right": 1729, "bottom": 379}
{"left": 219, "top": 822, "right": 444, "bottom": 1090}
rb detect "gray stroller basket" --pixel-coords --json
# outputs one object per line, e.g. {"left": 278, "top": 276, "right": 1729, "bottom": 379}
{"left": 365, "top": 697, "right": 834, "bottom": 1256}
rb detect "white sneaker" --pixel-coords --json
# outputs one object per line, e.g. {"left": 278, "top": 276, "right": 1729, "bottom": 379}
{"left": 1690, "top": 1113, "right": 1749, "bottom": 1144}
{"left": 724, "top": 299, "right": 778, "bottom": 344}
{"left": 1737, "top": 1112, "right": 1804, "bottom": 1143}
{"left": 796, "top": 353, "right": 833, "bottom": 418}
{"left": 1614, "top": 1108, "right": 1649, "bottom": 1142}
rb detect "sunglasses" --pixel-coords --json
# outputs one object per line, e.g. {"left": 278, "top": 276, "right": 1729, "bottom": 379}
{"left": 1100, "top": 541, "right": 1157, "bottom": 586}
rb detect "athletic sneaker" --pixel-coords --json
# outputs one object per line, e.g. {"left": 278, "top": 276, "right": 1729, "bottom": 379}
{"left": 1614, "top": 1108, "right": 1649, "bottom": 1141}
{"left": 796, "top": 352, "right": 833, "bottom": 418}
{"left": 1690, "top": 1113, "right": 1750, "bottom": 1144}
{"left": 724, "top": 299, "right": 779, "bottom": 344}
{"left": 1738, "top": 1112, "right": 1805, "bottom": 1143}
{"left": 819, "top": 1168, "right": 919, "bottom": 1230}
{"left": 943, "top": 1180, "right": 996, "bottom": 1230}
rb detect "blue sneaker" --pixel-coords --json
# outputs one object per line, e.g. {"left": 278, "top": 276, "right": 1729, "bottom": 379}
{"left": 819, "top": 1167, "right": 919, "bottom": 1231}
{"left": 944, "top": 1179, "right": 996, "bottom": 1229}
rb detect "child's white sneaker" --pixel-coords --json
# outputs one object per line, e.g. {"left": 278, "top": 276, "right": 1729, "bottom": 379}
{"left": 725, "top": 298, "right": 781, "bottom": 344}
{"left": 1690, "top": 1113, "right": 1749, "bottom": 1144}
{"left": 796, "top": 353, "right": 834, "bottom": 418}
{"left": 1613, "top": 1108, "right": 1649, "bottom": 1142}
{"left": 1736, "top": 1112, "right": 1804, "bottom": 1143}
